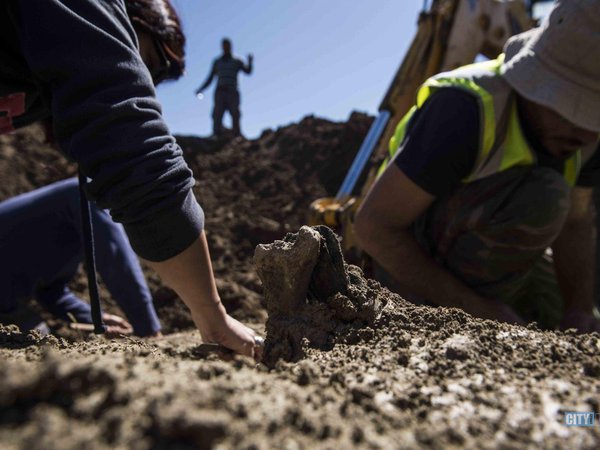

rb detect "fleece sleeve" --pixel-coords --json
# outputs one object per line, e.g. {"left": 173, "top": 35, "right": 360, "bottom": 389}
{"left": 15, "top": 0, "right": 204, "bottom": 261}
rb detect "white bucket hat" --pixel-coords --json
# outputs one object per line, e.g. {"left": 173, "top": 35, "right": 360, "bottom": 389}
{"left": 501, "top": 0, "right": 600, "bottom": 132}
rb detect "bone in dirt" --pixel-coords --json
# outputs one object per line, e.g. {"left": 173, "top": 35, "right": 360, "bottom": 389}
{"left": 254, "top": 225, "right": 388, "bottom": 365}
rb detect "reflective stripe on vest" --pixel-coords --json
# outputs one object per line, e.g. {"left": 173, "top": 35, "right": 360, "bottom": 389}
{"left": 380, "top": 55, "right": 582, "bottom": 186}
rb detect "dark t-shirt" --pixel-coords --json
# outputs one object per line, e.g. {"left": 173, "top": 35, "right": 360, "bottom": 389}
{"left": 213, "top": 55, "right": 248, "bottom": 88}
{"left": 394, "top": 89, "right": 600, "bottom": 195}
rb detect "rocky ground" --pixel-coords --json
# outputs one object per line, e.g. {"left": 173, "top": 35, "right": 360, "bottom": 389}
{"left": 0, "top": 116, "right": 599, "bottom": 449}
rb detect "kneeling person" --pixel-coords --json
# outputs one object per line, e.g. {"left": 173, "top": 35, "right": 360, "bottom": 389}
{"left": 355, "top": 0, "right": 600, "bottom": 333}
{"left": 0, "top": 179, "right": 161, "bottom": 337}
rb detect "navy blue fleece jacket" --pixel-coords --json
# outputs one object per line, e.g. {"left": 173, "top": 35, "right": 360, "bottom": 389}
{"left": 0, "top": 0, "right": 203, "bottom": 261}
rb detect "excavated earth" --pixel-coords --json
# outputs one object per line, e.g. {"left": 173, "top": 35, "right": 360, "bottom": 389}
{"left": 1, "top": 116, "right": 599, "bottom": 449}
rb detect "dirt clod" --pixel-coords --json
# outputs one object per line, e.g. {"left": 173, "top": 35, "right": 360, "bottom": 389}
{"left": 257, "top": 225, "right": 389, "bottom": 366}
{"left": 255, "top": 226, "right": 322, "bottom": 315}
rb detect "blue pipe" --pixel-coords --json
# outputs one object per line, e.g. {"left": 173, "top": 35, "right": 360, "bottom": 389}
{"left": 336, "top": 110, "right": 391, "bottom": 200}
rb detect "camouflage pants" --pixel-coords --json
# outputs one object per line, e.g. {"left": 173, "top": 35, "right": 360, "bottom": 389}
{"left": 410, "top": 166, "right": 570, "bottom": 329}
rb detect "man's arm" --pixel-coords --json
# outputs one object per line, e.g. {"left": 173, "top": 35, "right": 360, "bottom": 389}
{"left": 552, "top": 186, "right": 600, "bottom": 333}
{"left": 354, "top": 164, "right": 523, "bottom": 323}
{"left": 147, "top": 232, "right": 259, "bottom": 356}
{"left": 242, "top": 54, "right": 253, "bottom": 74}
{"left": 196, "top": 61, "right": 216, "bottom": 93}
{"left": 35, "top": 284, "right": 93, "bottom": 324}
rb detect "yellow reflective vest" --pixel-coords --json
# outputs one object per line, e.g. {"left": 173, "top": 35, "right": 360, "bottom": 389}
{"left": 381, "top": 55, "right": 592, "bottom": 187}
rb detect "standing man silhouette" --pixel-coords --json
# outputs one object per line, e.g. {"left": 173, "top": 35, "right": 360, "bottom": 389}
{"left": 195, "top": 38, "right": 253, "bottom": 137}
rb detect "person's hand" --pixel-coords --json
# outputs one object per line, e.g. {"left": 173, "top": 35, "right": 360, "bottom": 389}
{"left": 147, "top": 233, "right": 263, "bottom": 359}
{"left": 191, "top": 301, "right": 262, "bottom": 361}
{"left": 560, "top": 307, "right": 600, "bottom": 334}
{"left": 69, "top": 313, "right": 134, "bottom": 336}
{"left": 248, "top": 53, "right": 253, "bottom": 63}
{"left": 102, "top": 313, "right": 134, "bottom": 335}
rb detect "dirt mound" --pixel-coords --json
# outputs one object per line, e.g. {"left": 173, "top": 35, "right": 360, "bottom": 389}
{"left": 2, "top": 116, "right": 600, "bottom": 448}
{"left": 1, "top": 284, "right": 599, "bottom": 448}
{"left": 0, "top": 112, "right": 373, "bottom": 332}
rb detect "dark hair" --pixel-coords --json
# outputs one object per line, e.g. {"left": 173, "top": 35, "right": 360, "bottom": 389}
{"left": 222, "top": 38, "right": 232, "bottom": 46}
{"left": 125, "top": 0, "right": 186, "bottom": 79}
{"left": 42, "top": 0, "right": 186, "bottom": 145}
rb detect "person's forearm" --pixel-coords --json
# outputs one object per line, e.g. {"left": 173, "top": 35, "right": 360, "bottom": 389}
{"left": 358, "top": 225, "right": 496, "bottom": 318}
{"left": 197, "top": 71, "right": 214, "bottom": 92}
{"left": 35, "top": 284, "right": 92, "bottom": 324}
{"left": 197, "top": 80, "right": 210, "bottom": 92}
{"left": 146, "top": 231, "right": 220, "bottom": 317}
{"left": 552, "top": 216, "right": 596, "bottom": 313}
{"left": 145, "top": 229, "right": 254, "bottom": 347}
{"left": 147, "top": 231, "right": 260, "bottom": 355}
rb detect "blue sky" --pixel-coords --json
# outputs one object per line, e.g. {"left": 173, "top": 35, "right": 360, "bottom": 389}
{"left": 157, "top": 1, "right": 423, "bottom": 138}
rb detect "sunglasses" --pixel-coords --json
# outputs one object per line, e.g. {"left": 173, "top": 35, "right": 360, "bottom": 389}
{"left": 150, "top": 38, "right": 173, "bottom": 85}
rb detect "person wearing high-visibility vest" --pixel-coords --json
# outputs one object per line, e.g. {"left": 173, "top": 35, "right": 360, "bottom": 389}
{"left": 355, "top": 0, "right": 600, "bottom": 333}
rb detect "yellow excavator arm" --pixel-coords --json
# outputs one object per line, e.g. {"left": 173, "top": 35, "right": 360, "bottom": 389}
{"left": 376, "top": 0, "right": 531, "bottom": 162}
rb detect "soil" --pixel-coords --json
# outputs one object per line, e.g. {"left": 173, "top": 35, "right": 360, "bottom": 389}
{"left": 1, "top": 116, "right": 599, "bottom": 449}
